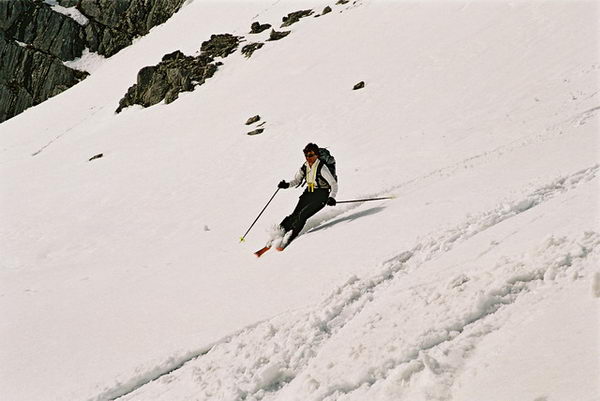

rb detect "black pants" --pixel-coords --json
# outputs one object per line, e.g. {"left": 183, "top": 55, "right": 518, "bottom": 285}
{"left": 280, "top": 189, "right": 329, "bottom": 243}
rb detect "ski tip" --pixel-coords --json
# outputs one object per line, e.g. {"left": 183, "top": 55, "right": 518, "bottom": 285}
{"left": 254, "top": 246, "right": 271, "bottom": 257}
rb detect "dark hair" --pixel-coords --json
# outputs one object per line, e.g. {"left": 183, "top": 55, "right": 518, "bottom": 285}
{"left": 303, "top": 143, "right": 319, "bottom": 155}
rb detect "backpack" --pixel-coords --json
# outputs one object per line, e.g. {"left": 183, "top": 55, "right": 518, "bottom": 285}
{"left": 318, "top": 147, "right": 337, "bottom": 182}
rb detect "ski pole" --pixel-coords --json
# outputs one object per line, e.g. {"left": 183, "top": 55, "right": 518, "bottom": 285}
{"left": 336, "top": 196, "right": 396, "bottom": 204}
{"left": 240, "top": 188, "right": 280, "bottom": 242}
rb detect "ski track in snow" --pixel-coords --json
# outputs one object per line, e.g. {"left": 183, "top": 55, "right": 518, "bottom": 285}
{"left": 102, "top": 164, "right": 599, "bottom": 401}
{"left": 30, "top": 106, "right": 106, "bottom": 157}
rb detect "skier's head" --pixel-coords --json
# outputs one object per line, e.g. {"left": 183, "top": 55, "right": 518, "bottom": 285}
{"left": 303, "top": 143, "right": 319, "bottom": 157}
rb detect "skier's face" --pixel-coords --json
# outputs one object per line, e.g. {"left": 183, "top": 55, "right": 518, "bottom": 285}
{"left": 305, "top": 152, "right": 317, "bottom": 166}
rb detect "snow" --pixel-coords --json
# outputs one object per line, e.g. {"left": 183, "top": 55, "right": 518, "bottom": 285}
{"left": 0, "top": 0, "right": 598, "bottom": 401}
{"left": 63, "top": 49, "right": 107, "bottom": 74}
{"left": 44, "top": 0, "right": 90, "bottom": 26}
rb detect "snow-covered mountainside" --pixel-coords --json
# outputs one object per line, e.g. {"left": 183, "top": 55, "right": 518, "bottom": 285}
{"left": 1, "top": 1, "right": 598, "bottom": 400}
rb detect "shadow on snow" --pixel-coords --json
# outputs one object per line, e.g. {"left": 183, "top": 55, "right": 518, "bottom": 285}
{"left": 306, "top": 206, "right": 387, "bottom": 234}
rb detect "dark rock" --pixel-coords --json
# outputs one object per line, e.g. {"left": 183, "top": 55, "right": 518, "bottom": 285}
{"left": 83, "top": 20, "right": 132, "bottom": 57}
{"left": 353, "top": 81, "right": 365, "bottom": 90}
{"left": 200, "top": 34, "right": 242, "bottom": 59}
{"left": 267, "top": 29, "right": 291, "bottom": 42}
{"left": 116, "top": 33, "right": 242, "bottom": 113}
{"left": 0, "top": 31, "right": 88, "bottom": 122}
{"left": 77, "top": 0, "right": 186, "bottom": 41}
{"left": 146, "top": 0, "right": 186, "bottom": 33}
{"left": 241, "top": 42, "right": 264, "bottom": 58}
{"left": 89, "top": 153, "right": 104, "bottom": 161}
{"left": 164, "top": 88, "right": 180, "bottom": 104}
{"left": 322, "top": 6, "right": 333, "bottom": 15}
{"left": 247, "top": 128, "right": 264, "bottom": 136}
{"left": 161, "top": 50, "right": 187, "bottom": 62}
{"left": 246, "top": 115, "right": 261, "bottom": 125}
{"left": 57, "top": 0, "right": 80, "bottom": 7}
{"left": 281, "top": 10, "right": 314, "bottom": 27}
{"left": 0, "top": 83, "right": 33, "bottom": 122}
{"left": 0, "top": 0, "right": 164, "bottom": 60}
{"left": 116, "top": 52, "right": 219, "bottom": 113}
{"left": 116, "top": 34, "right": 241, "bottom": 113}
{"left": 250, "top": 22, "right": 271, "bottom": 34}
{"left": 0, "top": 1, "right": 86, "bottom": 61}
{"left": 336, "top": 0, "right": 350, "bottom": 4}
{"left": 76, "top": 0, "right": 187, "bottom": 57}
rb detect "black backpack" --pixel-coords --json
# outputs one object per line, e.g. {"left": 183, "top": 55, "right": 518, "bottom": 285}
{"left": 318, "top": 147, "right": 337, "bottom": 181}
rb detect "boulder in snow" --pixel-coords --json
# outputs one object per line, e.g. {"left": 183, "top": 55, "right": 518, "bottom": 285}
{"left": 246, "top": 115, "right": 261, "bottom": 125}
{"left": 250, "top": 22, "right": 272, "bottom": 34}
{"left": 242, "top": 42, "right": 264, "bottom": 58}
{"left": 200, "top": 34, "right": 242, "bottom": 59}
{"left": 321, "top": 6, "right": 333, "bottom": 16}
{"left": 353, "top": 81, "right": 365, "bottom": 90}
{"left": 247, "top": 128, "right": 264, "bottom": 136}
{"left": 116, "top": 35, "right": 241, "bottom": 112}
{"left": 267, "top": 29, "right": 291, "bottom": 42}
{"left": 281, "top": 10, "right": 314, "bottom": 27}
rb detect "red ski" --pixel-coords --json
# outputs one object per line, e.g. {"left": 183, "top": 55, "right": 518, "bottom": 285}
{"left": 254, "top": 246, "right": 271, "bottom": 257}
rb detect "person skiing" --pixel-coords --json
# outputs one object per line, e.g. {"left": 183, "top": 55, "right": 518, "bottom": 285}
{"left": 275, "top": 143, "right": 338, "bottom": 249}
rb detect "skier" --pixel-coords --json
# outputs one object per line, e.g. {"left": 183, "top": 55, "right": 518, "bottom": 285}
{"left": 275, "top": 143, "right": 338, "bottom": 249}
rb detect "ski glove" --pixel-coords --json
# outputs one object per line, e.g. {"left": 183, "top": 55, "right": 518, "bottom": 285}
{"left": 327, "top": 197, "right": 337, "bottom": 206}
{"left": 278, "top": 180, "right": 290, "bottom": 189}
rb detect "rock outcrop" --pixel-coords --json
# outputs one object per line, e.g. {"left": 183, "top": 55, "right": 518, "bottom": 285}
{"left": 75, "top": 0, "right": 187, "bottom": 57}
{"left": 116, "top": 34, "right": 242, "bottom": 113}
{"left": 281, "top": 10, "right": 314, "bottom": 27}
{"left": 116, "top": 52, "right": 218, "bottom": 112}
{"left": 267, "top": 29, "right": 291, "bottom": 41}
{"left": 241, "top": 42, "right": 264, "bottom": 58}
{"left": 250, "top": 22, "right": 271, "bottom": 34}
{"left": 0, "top": 0, "right": 186, "bottom": 123}
{"left": 1, "top": 1, "right": 87, "bottom": 61}
{"left": 0, "top": 31, "right": 88, "bottom": 123}
{"left": 200, "top": 34, "right": 242, "bottom": 59}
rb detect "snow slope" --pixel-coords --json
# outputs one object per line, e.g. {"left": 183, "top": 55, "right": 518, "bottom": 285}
{"left": 0, "top": 1, "right": 598, "bottom": 400}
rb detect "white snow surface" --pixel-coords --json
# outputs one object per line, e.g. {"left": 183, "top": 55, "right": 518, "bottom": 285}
{"left": 44, "top": 0, "right": 90, "bottom": 26}
{"left": 63, "top": 49, "right": 107, "bottom": 74}
{"left": 1, "top": 1, "right": 599, "bottom": 401}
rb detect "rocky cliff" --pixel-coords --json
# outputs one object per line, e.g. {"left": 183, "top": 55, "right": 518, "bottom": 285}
{"left": 0, "top": 0, "right": 186, "bottom": 123}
